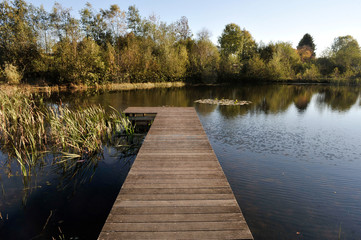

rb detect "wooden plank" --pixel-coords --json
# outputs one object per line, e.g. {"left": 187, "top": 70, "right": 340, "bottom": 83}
{"left": 99, "top": 107, "right": 253, "bottom": 240}
{"left": 118, "top": 187, "right": 233, "bottom": 195}
{"left": 106, "top": 213, "right": 244, "bottom": 223}
{"left": 126, "top": 173, "right": 226, "bottom": 179}
{"left": 114, "top": 199, "right": 238, "bottom": 207}
{"left": 121, "top": 183, "right": 229, "bottom": 189}
{"left": 110, "top": 206, "right": 241, "bottom": 215}
{"left": 121, "top": 178, "right": 229, "bottom": 185}
{"left": 101, "top": 221, "right": 247, "bottom": 232}
{"left": 99, "top": 230, "right": 253, "bottom": 240}
{"left": 116, "top": 193, "right": 235, "bottom": 201}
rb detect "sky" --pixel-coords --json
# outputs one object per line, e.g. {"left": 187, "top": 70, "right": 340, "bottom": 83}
{"left": 25, "top": 0, "right": 361, "bottom": 55}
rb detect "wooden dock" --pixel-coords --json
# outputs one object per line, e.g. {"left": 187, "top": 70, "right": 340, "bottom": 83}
{"left": 99, "top": 107, "right": 253, "bottom": 239}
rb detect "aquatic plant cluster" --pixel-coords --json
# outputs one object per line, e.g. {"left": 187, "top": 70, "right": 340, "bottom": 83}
{"left": 195, "top": 98, "right": 252, "bottom": 105}
{"left": 0, "top": 91, "right": 134, "bottom": 176}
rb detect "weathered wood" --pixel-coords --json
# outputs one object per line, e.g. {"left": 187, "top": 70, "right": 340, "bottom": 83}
{"left": 110, "top": 206, "right": 241, "bottom": 215}
{"left": 99, "top": 230, "right": 253, "bottom": 240}
{"left": 101, "top": 221, "right": 248, "bottom": 232}
{"left": 116, "top": 193, "right": 234, "bottom": 201}
{"left": 106, "top": 213, "right": 244, "bottom": 223}
{"left": 99, "top": 107, "right": 253, "bottom": 240}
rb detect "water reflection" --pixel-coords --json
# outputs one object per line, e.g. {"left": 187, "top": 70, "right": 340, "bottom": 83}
{"left": 54, "top": 84, "right": 361, "bottom": 240}
{"left": 316, "top": 87, "right": 359, "bottom": 111}
{"left": 1, "top": 84, "right": 361, "bottom": 239}
{"left": 50, "top": 85, "right": 361, "bottom": 117}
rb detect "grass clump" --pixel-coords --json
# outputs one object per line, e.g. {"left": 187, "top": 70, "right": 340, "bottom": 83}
{"left": 0, "top": 91, "right": 134, "bottom": 176}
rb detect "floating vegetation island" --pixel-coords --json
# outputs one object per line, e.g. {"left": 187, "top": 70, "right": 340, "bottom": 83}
{"left": 195, "top": 98, "right": 252, "bottom": 106}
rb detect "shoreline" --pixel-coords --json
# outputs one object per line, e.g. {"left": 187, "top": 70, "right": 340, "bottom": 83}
{"left": 0, "top": 82, "right": 187, "bottom": 94}
{"left": 0, "top": 80, "right": 359, "bottom": 95}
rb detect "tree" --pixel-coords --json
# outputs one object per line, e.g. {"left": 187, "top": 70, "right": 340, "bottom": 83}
{"left": 127, "top": 5, "right": 141, "bottom": 36}
{"left": 297, "top": 33, "right": 316, "bottom": 55}
{"left": 80, "top": 3, "right": 110, "bottom": 46}
{"left": 189, "top": 37, "right": 220, "bottom": 83}
{"left": 258, "top": 42, "right": 276, "bottom": 63}
{"left": 268, "top": 42, "right": 301, "bottom": 80}
{"left": 175, "top": 16, "right": 192, "bottom": 41}
{"left": 0, "top": 0, "right": 39, "bottom": 76}
{"left": 80, "top": 3, "right": 94, "bottom": 39}
{"left": 218, "top": 23, "right": 256, "bottom": 79}
{"left": 218, "top": 23, "right": 256, "bottom": 62}
{"left": 218, "top": 23, "right": 242, "bottom": 57}
{"left": 102, "top": 4, "right": 126, "bottom": 41}
{"left": 197, "top": 28, "right": 211, "bottom": 41}
{"left": 330, "top": 35, "right": 361, "bottom": 74}
{"left": 297, "top": 45, "right": 314, "bottom": 62}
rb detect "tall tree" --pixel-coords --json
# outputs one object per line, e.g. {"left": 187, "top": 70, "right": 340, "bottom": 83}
{"left": 197, "top": 28, "right": 211, "bottom": 41}
{"left": 102, "top": 4, "right": 126, "bottom": 41}
{"left": 80, "top": 3, "right": 109, "bottom": 46}
{"left": 297, "top": 33, "right": 316, "bottom": 56}
{"left": 218, "top": 23, "right": 256, "bottom": 62}
{"left": 127, "top": 5, "right": 141, "bottom": 36}
{"left": 189, "top": 37, "right": 219, "bottom": 83}
{"left": 218, "top": 23, "right": 242, "bottom": 57}
{"left": 330, "top": 35, "right": 361, "bottom": 74}
{"left": 175, "top": 16, "right": 192, "bottom": 41}
{"left": 0, "top": 0, "right": 39, "bottom": 74}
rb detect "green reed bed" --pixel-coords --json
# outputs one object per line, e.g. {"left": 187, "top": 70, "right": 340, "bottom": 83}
{"left": 0, "top": 91, "right": 134, "bottom": 176}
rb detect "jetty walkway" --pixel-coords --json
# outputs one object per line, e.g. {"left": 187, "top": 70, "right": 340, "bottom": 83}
{"left": 99, "top": 107, "right": 253, "bottom": 239}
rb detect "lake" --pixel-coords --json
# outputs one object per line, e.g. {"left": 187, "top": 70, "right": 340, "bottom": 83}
{"left": 1, "top": 84, "right": 361, "bottom": 239}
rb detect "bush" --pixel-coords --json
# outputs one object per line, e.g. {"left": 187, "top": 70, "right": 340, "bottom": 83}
{"left": 302, "top": 64, "right": 321, "bottom": 80}
{"left": 244, "top": 55, "right": 268, "bottom": 79}
{"left": 1, "top": 63, "right": 22, "bottom": 84}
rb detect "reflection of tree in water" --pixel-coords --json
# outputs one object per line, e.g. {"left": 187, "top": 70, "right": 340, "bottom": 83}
{"left": 195, "top": 103, "right": 217, "bottom": 116}
{"left": 248, "top": 85, "right": 303, "bottom": 114}
{"left": 47, "top": 84, "right": 361, "bottom": 116}
{"left": 218, "top": 105, "right": 250, "bottom": 118}
{"left": 293, "top": 87, "right": 312, "bottom": 112}
{"left": 317, "top": 87, "right": 360, "bottom": 111}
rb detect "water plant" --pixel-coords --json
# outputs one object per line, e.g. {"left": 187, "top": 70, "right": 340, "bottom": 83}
{"left": 0, "top": 91, "right": 134, "bottom": 176}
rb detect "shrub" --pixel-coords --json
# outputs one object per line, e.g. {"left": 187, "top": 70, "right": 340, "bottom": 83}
{"left": 302, "top": 64, "right": 321, "bottom": 80}
{"left": 2, "top": 63, "right": 22, "bottom": 84}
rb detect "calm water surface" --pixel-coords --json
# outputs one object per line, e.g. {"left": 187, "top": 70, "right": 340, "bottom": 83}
{"left": 1, "top": 84, "right": 361, "bottom": 239}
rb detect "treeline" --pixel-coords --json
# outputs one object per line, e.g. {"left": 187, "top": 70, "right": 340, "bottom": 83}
{"left": 1, "top": 0, "right": 361, "bottom": 85}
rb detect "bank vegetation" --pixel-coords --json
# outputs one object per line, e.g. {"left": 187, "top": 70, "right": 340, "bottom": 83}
{"left": 1, "top": 0, "right": 361, "bottom": 86}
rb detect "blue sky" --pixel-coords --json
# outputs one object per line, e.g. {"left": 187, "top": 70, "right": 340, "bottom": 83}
{"left": 26, "top": 0, "right": 361, "bottom": 55}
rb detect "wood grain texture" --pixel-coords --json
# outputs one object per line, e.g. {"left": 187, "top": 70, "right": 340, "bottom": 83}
{"left": 98, "top": 107, "right": 253, "bottom": 240}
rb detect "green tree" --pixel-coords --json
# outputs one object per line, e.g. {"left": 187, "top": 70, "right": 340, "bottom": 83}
{"left": 330, "top": 35, "right": 361, "bottom": 75}
{"left": 218, "top": 23, "right": 256, "bottom": 79}
{"left": 268, "top": 42, "right": 301, "bottom": 80}
{"left": 258, "top": 42, "right": 276, "bottom": 63}
{"left": 102, "top": 4, "right": 126, "bottom": 42}
{"left": 76, "top": 38, "right": 105, "bottom": 84}
{"left": 80, "top": 3, "right": 94, "bottom": 39}
{"left": 244, "top": 55, "right": 268, "bottom": 80}
{"left": 218, "top": 23, "right": 243, "bottom": 57}
{"left": 127, "top": 5, "right": 141, "bottom": 36}
{"left": 80, "top": 3, "right": 110, "bottom": 46}
{"left": 188, "top": 36, "right": 220, "bottom": 83}
{"left": 297, "top": 33, "right": 316, "bottom": 55}
{"left": 218, "top": 23, "right": 256, "bottom": 62}
{"left": 0, "top": 0, "right": 39, "bottom": 76}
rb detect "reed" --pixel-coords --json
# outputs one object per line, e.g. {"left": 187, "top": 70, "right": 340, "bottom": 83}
{"left": 0, "top": 91, "right": 134, "bottom": 176}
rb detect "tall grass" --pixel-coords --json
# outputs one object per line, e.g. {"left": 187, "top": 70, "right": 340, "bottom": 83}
{"left": 0, "top": 91, "right": 134, "bottom": 176}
